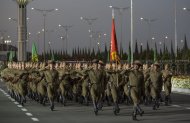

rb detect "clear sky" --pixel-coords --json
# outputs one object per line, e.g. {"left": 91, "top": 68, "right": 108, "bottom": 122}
{"left": 0, "top": 0, "right": 190, "bottom": 54}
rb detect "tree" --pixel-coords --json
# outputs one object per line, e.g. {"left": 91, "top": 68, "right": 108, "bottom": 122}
{"left": 170, "top": 40, "right": 175, "bottom": 60}
{"left": 134, "top": 40, "right": 139, "bottom": 60}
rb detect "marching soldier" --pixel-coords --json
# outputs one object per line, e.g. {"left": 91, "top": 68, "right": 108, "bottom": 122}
{"left": 162, "top": 64, "right": 173, "bottom": 105}
{"left": 43, "top": 60, "right": 59, "bottom": 111}
{"left": 58, "top": 62, "right": 71, "bottom": 105}
{"left": 106, "top": 62, "right": 121, "bottom": 115}
{"left": 128, "top": 60, "right": 144, "bottom": 120}
{"left": 143, "top": 63, "right": 151, "bottom": 105}
{"left": 88, "top": 59, "right": 106, "bottom": 115}
{"left": 148, "top": 62, "right": 163, "bottom": 110}
{"left": 13, "top": 62, "right": 28, "bottom": 105}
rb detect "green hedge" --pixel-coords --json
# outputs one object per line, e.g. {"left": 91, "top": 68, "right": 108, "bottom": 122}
{"left": 171, "top": 76, "right": 190, "bottom": 89}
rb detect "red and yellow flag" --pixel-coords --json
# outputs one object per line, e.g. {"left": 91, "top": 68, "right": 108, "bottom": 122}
{"left": 110, "top": 10, "right": 120, "bottom": 62}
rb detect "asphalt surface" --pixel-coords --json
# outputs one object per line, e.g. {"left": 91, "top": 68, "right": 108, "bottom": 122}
{"left": 0, "top": 80, "right": 190, "bottom": 123}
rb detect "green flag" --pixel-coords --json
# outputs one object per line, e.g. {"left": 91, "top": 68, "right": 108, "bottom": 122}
{"left": 32, "top": 42, "right": 39, "bottom": 62}
{"left": 9, "top": 51, "right": 13, "bottom": 62}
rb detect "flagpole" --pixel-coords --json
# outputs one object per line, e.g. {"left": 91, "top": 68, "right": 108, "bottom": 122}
{"left": 130, "top": 0, "right": 134, "bottom": 64}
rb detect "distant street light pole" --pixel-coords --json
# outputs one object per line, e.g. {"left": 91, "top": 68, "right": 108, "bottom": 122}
{"left": 27, "top": 32, "right": 31, "bottom": 60}
{"left": 36, "top": 31, "right": 41, "bottom": 53}
{"left": 174, "top": 0, "right": 178, "bottom": 58}
{"left": 80, "top": 16, "right": 97, "bottom": 51}
{"left": 109, "top": 6, "right": 129, "bottom": 50}
{"left": 131, "top": 0, "right": 134, "bottom": 64}
{"left": 60, "top": 36, "right": 66, "bottom": 51}
{"left": 58, "top": 24, "right": 72, "bottom": 53}
{"left": 140, "top": 17, "right": 158, "bottom": 45}
{"left": 31, "top": 7, "right": 58, "bottom": 61}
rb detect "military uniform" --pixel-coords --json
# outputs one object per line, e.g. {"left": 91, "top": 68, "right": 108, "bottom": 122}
{"left": 44, "top": 68, "right": 59, "bottom": 110}
{"left": 143, "top": 68, "right": 151, "bottom": 104}
{"left": 128, "top": 61, "right": 144, "bottom": 120}
{"left": 88, "top": 59, "right": 106, "bottom": 115}
{"left": 58, "top": 67, "right": 71, "bottom": 105}
{"left": 162, "top": 65, "right": 172, "bottom": 105}
{"left": 148, "top": 63, "right": 163, "bottom": 110}
{"left": 106, "top": 69, "right": 122, "bottom": 115}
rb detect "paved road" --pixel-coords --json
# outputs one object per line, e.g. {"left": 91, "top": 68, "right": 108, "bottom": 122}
{"left": 0, "top": 81, "right": 190, "bottom": 123}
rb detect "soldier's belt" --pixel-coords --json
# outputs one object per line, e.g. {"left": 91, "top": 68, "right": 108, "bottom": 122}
{"left": 128, "top": 85, "right": 136, "bottom": 88}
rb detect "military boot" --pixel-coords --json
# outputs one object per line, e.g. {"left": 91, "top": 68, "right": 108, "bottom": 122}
{"left": 107, "top": 96, "right": 112, "bottom": 106}
{"left": 137, "top": 104, "right": 144, "bottom": 116}
{"left": 152, "top": 98, "right": 157, "bottom": 110}
{"left": 165, "top": 96, "right": 169, "bottom": 106}
{"left": 93, "top": 101, "right": 98, "bottom": 115}
{"left": 50, "top": 100, "right": 54, "bottom": 111}
{"left": 144, "top": 96, "right": 148, "bottom": 105}
{"left": 132, "top": 107, "right": 138, "bottom": 120}
{"left": 113, "top": 102, "right": 120, "bottom": 115}
{"left": 84, "top": 96, "right": 89, "bottom": 106}
{"left": 61, "top": 96, "right": 66, "bottom": 106}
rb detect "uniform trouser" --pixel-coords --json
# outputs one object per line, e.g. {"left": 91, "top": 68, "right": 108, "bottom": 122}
{"left": 17, "top": 82, "right": 27, "bottom": 97}
{"left": 90, "top": 84, "right": 101, "bottom": 102}
{"left": 37, "top": 81, "right": 47, "bottom": 96}
{"left": 47, "top": 84, "right": 55, "bottom": 100}
{"left": 145, "top": 82, "right": 150, "bottom": 97}
{"left": 150, "top": 86, "right": 160, "bottom": 99}
{"left": 123, "top": 84, "right": 129, "bottom": 96}
{"left": 82, "top": 81, "right": 89, "bottom": 97}
{"left": 106, "top": 83, "right": 118, "bottom": 103}
{"left": 130, "top": 88, "right": 141, "bottom": 107}
{"left": 59, "top": 82, "right": 70, "bottom": 96}
{"left": 164, "top": 82, "right": 171, "bottom": 96}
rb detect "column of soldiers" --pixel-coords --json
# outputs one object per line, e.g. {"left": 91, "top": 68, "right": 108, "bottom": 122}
{"left": 0, "top": 60, "right": 173, "bottom": 120}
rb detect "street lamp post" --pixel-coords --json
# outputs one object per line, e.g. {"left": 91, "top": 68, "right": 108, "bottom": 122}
{"left": 109, "top": 6, "right": 129, "bottom": 50}
{"left": 60, "top": 36, "right": 66, "bottom": 52}
{"left": 80, "top": 17, "right": 97, "bottom": 51}
{"left": 27, "top": 32, "right": 31, "bottom": 61}
{"left": 36, "top": 31, "right": 41, "bottom": 53}
{"left": 174, "top": 0, "right": 177, "bottom": 58}
{"left": 58, "top": 24, "right": 72, "bottom": 53}
{"left": 140, "top": 17, "right": 158, "bottom": 44}
{"left": 31, "top": 7, "right": 58, "bottom": 61}
{"left": 131, "top": 0, "right": 134, "bottom": 64}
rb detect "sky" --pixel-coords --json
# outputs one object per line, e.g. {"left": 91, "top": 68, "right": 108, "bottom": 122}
{"left": 0, "top": 0, "right": 190, "bottom": 54}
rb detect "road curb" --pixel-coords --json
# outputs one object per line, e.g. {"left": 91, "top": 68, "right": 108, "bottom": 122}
{"left": 172, "top": 87, "right": 190, "bottom": 95}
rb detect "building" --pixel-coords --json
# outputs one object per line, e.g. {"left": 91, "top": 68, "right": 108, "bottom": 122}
{"left": 0, "top": 44, "right": 17, "bottom": 61}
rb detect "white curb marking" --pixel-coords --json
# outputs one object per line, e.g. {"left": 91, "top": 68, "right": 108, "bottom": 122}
{"left": 172, "top": 105, "right": 181, "bottom": 107}
{"left": 31, "top": 118, "right": 39, "bottom": 122}
{"left": 21, "top": 108, "right": 28, "bottom": 111}
{"left": 26, "top": 113, "right": 33, "bottom": 116}
{"left": 17, "top": 105, "right": 23, "bottom": 108}
{"left": 14, "top": 101, "right": 19, "bottom": 104}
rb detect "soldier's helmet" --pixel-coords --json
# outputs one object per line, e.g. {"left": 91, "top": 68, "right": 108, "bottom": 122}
{"left": 48, "top": 60, "right": 55, "bottom": 65}
{"left": 92, "top": 59, "right": 99, "bottom": 64}
{"left": 133, "top": 60, "right": 142, "bottom": 66}
{"left": 98, "top": 60, "right": 105, "bottom": 66}
{"left": 154, "top": 61, "right": 160, "bottom": 67}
